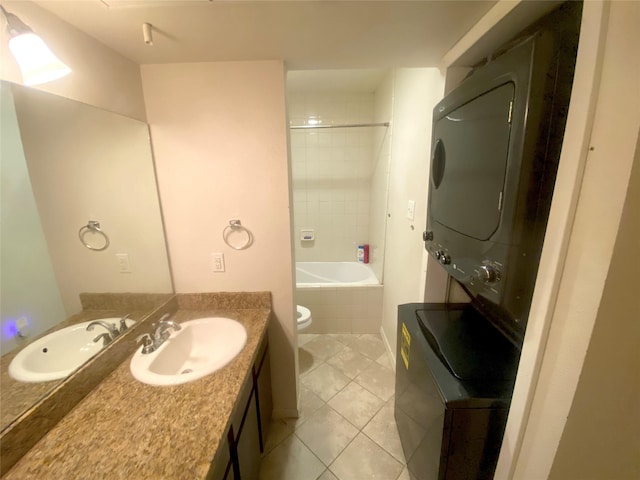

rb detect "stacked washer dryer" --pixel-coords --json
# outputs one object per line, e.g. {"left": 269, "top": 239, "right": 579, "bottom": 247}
{"left": 394, "top": 3, "right": 582, "bottom": 479}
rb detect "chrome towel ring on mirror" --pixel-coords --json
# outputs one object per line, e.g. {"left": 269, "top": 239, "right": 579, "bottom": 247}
{"left": 223, "top": 219, "right": 253, "bottom": 250}
{"left": 78, "top": 220, "right": 110, "bottom": 251}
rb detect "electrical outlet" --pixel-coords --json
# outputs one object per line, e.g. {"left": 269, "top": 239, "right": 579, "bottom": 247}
{"left": 115, "top": 253, "right": 132, "bottom": 273}
{"left": 212, "top": 253, "right": 225, "bottom": 272}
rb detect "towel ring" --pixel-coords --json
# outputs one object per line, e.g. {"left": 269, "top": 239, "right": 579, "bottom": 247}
{"left": 79, "top": 220, "right": 110, "bottom": 251}
{"left": 223, "top": 219, "right": 253, "bottom": 250}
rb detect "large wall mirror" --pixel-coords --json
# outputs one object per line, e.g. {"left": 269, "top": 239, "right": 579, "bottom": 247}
{"left": 0, "top": 81, "right": 173, "bottom": 432}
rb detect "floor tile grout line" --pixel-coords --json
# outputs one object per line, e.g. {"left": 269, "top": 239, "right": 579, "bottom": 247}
{"left": 360, "top": 426, "right": 407, "bottom": 466}
{"left": 263, "top": 333, "right": 399, "bottom": 479}
{"left": 291, "top": 429, "right": 332, "bottom": 472}
{"left": 297, "top": 378, "right": 407, "bottom": 469}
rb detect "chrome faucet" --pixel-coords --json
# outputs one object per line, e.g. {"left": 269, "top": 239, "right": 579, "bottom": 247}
{"left": 92, "top": 332, "right": 112, "bottom": 347}
{"left": 135, "top": 333, "right": 155, "bottom": 354}
{"left": 118, "top": 313, "right": 131, "bottom": 334}
{"left": 86, "top": 320, "right": 119, "bottom": 339}
{"left": 135, "top": 313, "right": 181, "bottom": 355}
{"left": 153, "top": 316, "right": 181, "bottom": 345}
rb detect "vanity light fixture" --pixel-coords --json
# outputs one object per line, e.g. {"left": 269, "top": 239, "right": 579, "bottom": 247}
{"left": 0, "top": 5, "right": 71, "bottom": 86}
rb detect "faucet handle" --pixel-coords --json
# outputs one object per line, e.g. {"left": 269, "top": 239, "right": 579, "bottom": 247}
{"left": 135, "top": 333, "right": 155, "bottom": 354}
{"left": 119, "top": 313, "right": 131, "bottom": 333}
{"left": 93, "top": 332, "right": 112, "bottom": 347}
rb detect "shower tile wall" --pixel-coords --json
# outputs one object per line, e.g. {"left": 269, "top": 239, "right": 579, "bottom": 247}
{"left": 289, "top": 92, "right": 375, "bottom": 262}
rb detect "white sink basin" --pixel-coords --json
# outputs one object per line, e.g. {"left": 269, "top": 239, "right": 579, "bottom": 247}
{"left": 8, "top": 317, "right": 136, "bottom": 383}
{"left": 129, "top": 317, "right": 247, "bottom": 386}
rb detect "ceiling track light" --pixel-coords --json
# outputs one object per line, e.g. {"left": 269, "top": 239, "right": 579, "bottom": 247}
{"left": 0, "top": 5, "right": 71, "bottom": 86}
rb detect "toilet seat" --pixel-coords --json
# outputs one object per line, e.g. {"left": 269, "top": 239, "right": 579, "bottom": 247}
{"left": 296, "top": 305, "right": 312, "bottom": 331}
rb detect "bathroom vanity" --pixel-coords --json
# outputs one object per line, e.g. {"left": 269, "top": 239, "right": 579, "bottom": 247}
{"left": 2, "top": 292, "right": 273, "bottom": 479}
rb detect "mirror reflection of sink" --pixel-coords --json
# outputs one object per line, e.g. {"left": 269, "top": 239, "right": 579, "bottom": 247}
{"left": 8, "top": 317, "right": 136, "bottom": 383}
{"left": 130, "top": 317, "right": 247, "bottom": 386}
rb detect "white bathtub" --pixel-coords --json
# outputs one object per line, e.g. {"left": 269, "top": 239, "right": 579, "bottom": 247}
{"left": 296, "top": 262, "right": 379, "bottom": 287}
{"left": 295, "top": 262, "right": 382, "bottom": 334}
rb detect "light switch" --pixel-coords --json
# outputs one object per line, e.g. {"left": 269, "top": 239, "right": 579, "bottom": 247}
{"left": 407, "top": 200, "right": 416, "bottom": 220}
{"left": 116, "top": 253, "right": 132, "bottom": 273}
{"left": 212, "top": 253, "right": 225, "bottom": 272}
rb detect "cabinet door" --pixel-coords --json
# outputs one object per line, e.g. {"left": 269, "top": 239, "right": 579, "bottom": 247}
{"left": 255, "top": 345, "right": 272, "bottom": 452}
{"left": 236, "top": 393, "right": 261, "bottom": 480}
{"left": 206, "top": 430, "right": 233, "bottom": 480}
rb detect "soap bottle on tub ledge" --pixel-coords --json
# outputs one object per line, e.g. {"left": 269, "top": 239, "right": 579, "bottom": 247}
{"left": 357, "top": 244, "right": 369, "bottom": 264}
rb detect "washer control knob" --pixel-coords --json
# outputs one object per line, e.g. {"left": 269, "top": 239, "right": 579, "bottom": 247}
{"left": 434, "top": 250, "right": 442, "bottom": 260}
{"left": 423, "top": 230, "right": 434, "bottom": 242}
{"left": 478, "top": 265, "right": 500, "bottom": 283}
{"left": 439, "top": 253, "right": 451, "bottom": 265}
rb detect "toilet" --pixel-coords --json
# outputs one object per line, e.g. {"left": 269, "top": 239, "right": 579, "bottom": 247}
{"left": 296, "top": 305, "right": 312, "bottom": 331}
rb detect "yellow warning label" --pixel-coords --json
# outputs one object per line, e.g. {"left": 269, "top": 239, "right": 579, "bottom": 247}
{"left": 400, "top": 323, "right": 411, "bottom": 370}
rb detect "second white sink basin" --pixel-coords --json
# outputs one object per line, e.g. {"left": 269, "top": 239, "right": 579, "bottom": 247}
{"left": 129, "top": 317, "right": 247, "bottom": 386}
{"left": 8, "top": 317, "right": 136, "bottom": 383}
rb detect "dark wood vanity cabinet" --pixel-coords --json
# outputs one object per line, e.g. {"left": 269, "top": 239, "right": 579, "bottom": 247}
{"left": 208, "top": 336, "right": 272, "bottom": 480}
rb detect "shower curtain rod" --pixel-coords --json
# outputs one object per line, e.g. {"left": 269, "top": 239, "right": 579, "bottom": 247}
{"left": 289, "top": 122, "right": 390, "bottom": 130}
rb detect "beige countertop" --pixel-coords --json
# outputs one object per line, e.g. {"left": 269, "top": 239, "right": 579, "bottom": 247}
{"left": 4, "top": 298, "right": 271, "bottom": 479}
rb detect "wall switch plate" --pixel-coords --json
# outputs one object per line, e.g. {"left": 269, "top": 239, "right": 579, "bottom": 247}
{"left": 115, "top": 253, "right": 132, "bottom": 273}
{"left": 212, "top": 253, "right": 225, "bottom": 272}
{"left": 407, "top": 200, "right": 416, "bottom": 220}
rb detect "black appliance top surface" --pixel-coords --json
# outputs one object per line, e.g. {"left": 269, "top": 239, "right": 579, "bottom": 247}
{"left": 415, "top": 304, "right": 519, "bottom": 382}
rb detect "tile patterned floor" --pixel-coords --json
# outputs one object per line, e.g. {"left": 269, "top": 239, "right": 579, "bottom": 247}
{"left": 259, "top": 334, "right": 409, "bottom": 480}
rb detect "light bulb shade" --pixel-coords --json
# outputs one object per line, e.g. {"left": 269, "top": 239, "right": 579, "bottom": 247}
{"left": 8, "top": 33, "right": 71, "bottom": 86}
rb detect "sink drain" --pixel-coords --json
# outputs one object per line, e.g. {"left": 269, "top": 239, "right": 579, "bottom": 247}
{"left": 181, "top": 369, "right": 193, "bottom": 374}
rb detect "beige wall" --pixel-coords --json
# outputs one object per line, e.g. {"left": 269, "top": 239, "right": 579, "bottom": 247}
{"left": 379, "top": 68, "right": 444, "bottom": 360}
{"left": 0, "top": 1, "right": 145, "bottom": 120}
{"left": 548, "top": 130, "right": 640, "bottom": 480}
{"left": 369, "top": 72, "right": 394, "bottom": 282}
{"left": 141, "top": 61, "right": 297, "bottom": 416}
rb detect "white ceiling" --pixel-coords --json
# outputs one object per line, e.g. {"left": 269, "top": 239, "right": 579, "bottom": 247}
{"left": 33, "top": 0, "right": 497, "bottom": 70}
{"left": 287, "top": 68, "right": 388, "bottom": 93}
